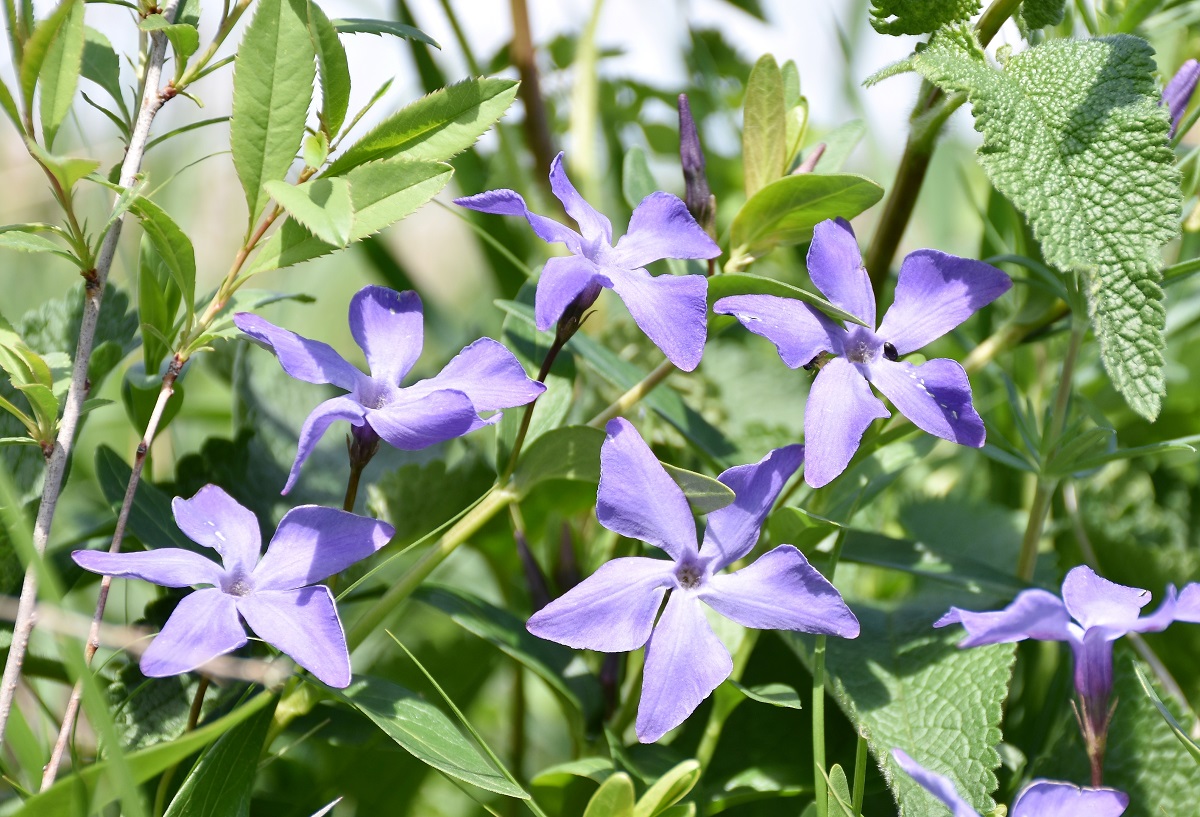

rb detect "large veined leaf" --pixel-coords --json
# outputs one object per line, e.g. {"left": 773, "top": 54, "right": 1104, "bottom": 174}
{"left": 787, "top": 604, "right": 1016, "bottom": 816}
{"left": 229, "top": 0, "right": 316, "bottom": 227}
{"left": 869, "top": 0, "right": 980, "bottom": 35}
{"left": 904, "top": 27, "right": 1181, "bottom": 420}
{"left": 742, "top": 54, "right": 786, "bottom": 198}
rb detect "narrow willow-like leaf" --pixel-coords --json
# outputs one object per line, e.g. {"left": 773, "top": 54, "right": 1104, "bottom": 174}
{"left": 324, "top": 77, "right": 518, "bottom": 176}
{"left": 742, "top": 54, "right": 786, "bottom": 198}
{"left": 729, "top": 681, "right": 803, "bottom": 710}
{"left": 0, "top": 229, "right": 76, "bottom": 262}
{"left": 139, "top": 15, "right": 200, "bottom": 61}
{"left": 230, "top": 0, "right": 315, "bottom": 227}
{"left": 130, "top": 197, "right": 196, "bottom": 324}
{"left": 19, "top": 0, "right": 79, "bottom": 117}
{"left": 907, "top": 27, "right": 1180, "bottom": 419}
{"left": 869, "top": 0, "right": 980, "bottom": 34}
{"left": 37, "top": 0, "right": 83, "bottom": 148}
{"left": 263, "top": 177, "right": 354, "bottom": 246}
{"left": 332, "top": 17, "right": 439, "bottom": 47}
{"left": 1133, "top": 662, "right": 1200, "bottom": 766}
{"left": 306, "top": 0, "right": 349, "bottom": 138}
{"left": 81, "top": 26, "right": 123, "bottom": 107}
{"left": 661, "top": 463, "right": 735, "bottom": 514}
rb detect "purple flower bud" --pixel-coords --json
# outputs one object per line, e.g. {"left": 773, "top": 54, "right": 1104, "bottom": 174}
{"left": 678, "top": 94, "right": 715, "bottom": 234}
{"left": 1163, "top": 59, "right": 1200, "bottom": 137}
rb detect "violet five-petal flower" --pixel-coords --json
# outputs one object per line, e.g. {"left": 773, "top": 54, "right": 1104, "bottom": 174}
{"left": 936, "top": 565, "right": 1200, "bottom": 741}
{"left": 891, "top": 749, "right": 1129, "bottom": 817}
{"left": 1163, "top": 58, "right": 1200, "bottom": 137}
{"left": 526, "top": 417, "right": 859, "bottom": 743}
{"left": 454, "top": 152, "right": 721, "bottom": 371}
{"left": 714, "top": 218, "right": 1011, "bottom": 488}
{"left": 71, "top": 485, "right": 395, "bottom": 687}
{"left": 233, "top": 285, "right": 545, "bottom": 493}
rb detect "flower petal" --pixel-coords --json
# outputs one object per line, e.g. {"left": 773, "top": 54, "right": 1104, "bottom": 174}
{"left": 285, "top": 396, "right": 368, "bottom": 494}
{"left": 1061, "top": 565, "right": 1150, "bottom": 630}
{"left": 234, "top": 313, "right": 363, "bottom": 391}
{"left": 1172, "top": 583, "right": 1200, "bottom": 623}
{"left": 1164, "top": 59, "right": 1200, "bottom": 137}
{"left": 72, "top": 548, "right": 225, "bottom": 588}
{"left": 1010, "top": 780, "right": 1129, "bottom": 817}
{"left": 867, "top": 358, "right": 985, "bottom": 447}
{"left": 171, "top": 485, "right": 262, "bottom": 577}
{"left": 701, "top": 546, "right": 860, "bottom": 636}
{"left": 1128, "top": 585, "right": 1180, "bottom": 634}
{"left": 1070, "top": 629, "right": 1117, "bottom": 712}
{"left": 253, "top": 506, "right": 395, "bottom": 590}
{"left": 714, "top": 294, "right": 843, "bottom": 369}
{"left": 607, "top": 267, "right": 708, "bottom": 371}
{"left": 367, "top": 388, "right": 489, "bottom": 450}
{"left": 597, "top": 418, "right": 699, "bottom": 561}
{"left": 453, "top": 187, "right": 583, "bottom": 253}
{"left": 526, "top": 556, "right": 675, "bottom": 651}
{"left": 803, "top": 357, "right": 890, "bottom": 488}
{"left": 876, "top": 250, "right": 1011, "bottom": 355}
{"left": 636, "top": 592, "right": 732, "bottom": 743}
{"left": 140, "top": 589, "right": 248, "bottom": 677}
{"left": 534, "top": 254, "right": 609, "bottom": 331}
{"left": 936, "top": 589, "right": 1073, "bottom": 647}
{"left": 612, "top": 192, "right": 720, "bottom": 269}
{"left": 348, "top": 286, "right": 424, "bottom": 386}
{"left": 406, "top": 338, "right": 545, "bottom": 412}
{"left": 549, "top": 152, "right": 612, "bottom": 244}
{"left": 699, "top": 445, "right": 804, "bottom": 569}
{"left": 238, "top": 586, "right": 351, "bottom": 688}
{"left": 806, "top": 218, "right": 875, "bottom": 327}
{"left": 890, "top": 749, "right": 981, "bottom": 817}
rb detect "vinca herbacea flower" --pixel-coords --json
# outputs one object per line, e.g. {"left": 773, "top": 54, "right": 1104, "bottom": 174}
{"left": 527, "top": 418, "right": 859, "bottom": 742}
{"left": 234, "top": 285, "right": 545, "bottom": 492}
{"left": 715, "top": 218, "right": 1011, "bottom": 487}
{"left": 1163, "top": 58, "right": 1200, "bottom": 136}
{"left": 891, "top": 749, "right": 1129, "bottom": 817}
{"left": 937, "top": 565, "right": 1200, "bottom": 772}
{"left": 454, "top": 152, "right": 721, "bottom": 371}
{"left": 72, "top": 485, "right": 394, "bottom": 687}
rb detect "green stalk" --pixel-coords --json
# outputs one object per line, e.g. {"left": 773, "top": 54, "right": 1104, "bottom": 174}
{"left": 852, "top": 734, "right": 867, "bottom": 814}
{"left": 812, "top": 526, "right": 851, "bottom": 817}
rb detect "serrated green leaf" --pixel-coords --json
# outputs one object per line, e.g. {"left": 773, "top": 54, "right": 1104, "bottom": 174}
{"left": 37, "top": 0, "right": 83, "bottom": 148}
{"left": 730, "top": 681, "right": 803, "bottom": 710}
{"left": 907, "top": 27, "right": 1181, "bottom": 420}
{"left": 130, "top": 197, "right": 196, "bottom": 324}
{"left": 633, "top": 760, "right": 700, "bottom": 817}
{"left": 512, "top": 425, "right": 605, "bottom": 496}
{"left": 330, "top": 675, "right": 527, "bottom": 798}
{"left": 19, "top": 0, "right": 79, "bottom": 118}
{"left": 230, "top": 0, "right": 316, "bottom": 226}
{"left": 306, "top": 0, "right": 349, "bottom": 138}
{"left": 0, "top": 228, "right": 77, "bottom": 263}
{"left": 263, "top": 177, "right": 354, "bottom": 246}
{"left": 302, "top": 131, "right": 329, "bottom": 168}
{"left": 1133, "top": 661, "right": 1200, "bottom": 766}
{"left": 248, "top": 159, "right": 451, "bottom": 273}
{"left": 742, "top": 54, "right": 786, "bottom": 198}
{"left": 661, "top": 463, "right": 735, "bottom": 514}
{"left": 727, "top": 174, "right": 883, "bottom": 271}
{"left": 163, "top": 698, "right": 277, "bottom": 817}
{"left": 708, "top": 271, "right": 869, "bottom": 327}
{"left": 787, "top": 604, "right": 1016, "bottom": 817}
{"left": 332, "top": 17, "right": 439, "bottom": 47}
{"left": 869, "top": 0, "right": 981, "bottom": 34}
{"left": 138, "top": 14, "right": 200, "bottom": 60}
{"left": 324, "top": 77, "right": 518, "bottom": 176}
{"left": 584, "top": 773, "right": 635, "bottom": 817}
{"left": 81, "top": 27, "right": 124, "bottom": 107}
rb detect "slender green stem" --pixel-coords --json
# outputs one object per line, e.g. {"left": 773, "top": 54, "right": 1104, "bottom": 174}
{"left": 587, "top": 358, "right": 676, "bottom": 428}
{"left": 695, "top": 630, "right": 759, "bottom": 768}
{"left": 852, "top": 733, "right": 867, "bottom": 814}
{"left": 812, "top": 526, "right": 851, "bottom": 817}
{"left": 1163, "top": 255, "right": 1200, "bottom": 286}
{"left": 153, "top": 676, "right": 210, "bottom": 816}
{"left": 343, "top": 460, "right": 365, "bottom": 513}
{"left": 500, "top": 336, "right": 567, "bottom": 482}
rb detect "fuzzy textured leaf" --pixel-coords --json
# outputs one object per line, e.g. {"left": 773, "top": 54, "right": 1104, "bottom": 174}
{"left": 907, "top": 27, "right": 1181, "bottom": 419}
{"left": 1021, "top": 0, "right": 1067, "bottom": 30}
{"left": 869, "top": 0, "right": 980, "bottom": 34}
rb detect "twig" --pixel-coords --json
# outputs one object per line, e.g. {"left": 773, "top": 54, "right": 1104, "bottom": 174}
{"left": 509, "top": 0, "right": 556, "bottom": 185}
{"left": 587, "top": 358, "right": 676, "bottom": 427}
{"left": 0, "top": 0, "right": 182, "bottom": 752}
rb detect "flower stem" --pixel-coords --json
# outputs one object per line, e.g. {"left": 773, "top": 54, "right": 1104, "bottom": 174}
{"left": 852, "top": 733, "right": 868, "bottom": 813}
{"left": 0, "top": 0, "right": 182, "bottom": 753}
{"left": 152, "top": 676, "right": 210, "bottom": 816}
{"left": 587, "top": 358, "right": 676, "bottom": 428}
{"left": 500, "top": 334, "right": 567, "bottom": 482}
{"left": 343, "top": 459, "right": 366, "bottom": 513}
{"left": 1015, "top": 321, "right": 1085, "bottom": 581}
{"left": 812, "top": 526, "right": 851, "bottom": 817}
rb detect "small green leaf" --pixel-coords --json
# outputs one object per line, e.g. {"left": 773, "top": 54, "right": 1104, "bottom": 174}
{"left": 26, "top": 142, "right": 99, "bottom": 192}
{"left": 19, "top": 0, "right": 79, "bottom": 118}
{"left": 302, "top": 131, "right": 329, "bottom": 168}
{"left": 531, "top": 757, "right": 615, "bottom": 788}
{"left": 332, "top": 17, "right": 439, "bottom": 47}
{"left": 633, "top": 760, "right": 700, "bottom": 817}
{"left": 825, "top": 764, "right": 855, "bottom": 817}
{"left": 247, "top": 159, "right": 451, "bottom": 273}
{"left": 708, "top": 271, "right": 868, "bottom": 327}
{"left": 138, "top": 14, "right": 200, "bottom": 60}
{"left": 511, "top": 425, "right": 605, "bottom": 496}
{"left": 1133, "top": 662, "right": 1200, "bottom": 766}
{"left": 330, "top": 675, "right": 527, "bottom": 798}
{"left": 0, "top": 436, "right": 37, "bottom": 447}
{"left": 130, "top": 197, "right": 196, "bottom": 325}
{"left": 263, "top": 177, "right": 354, "bottom": 246}
{"left": 1021, "top": 0, "right": 1067, "bottom": 30}
{"left": 0, "top": 228, "right": 77, "bottom": 263}
{"left": 230, "top": 0, "right": 316, "bottom": 226}
{"left": 162, "top": 698, "right": 277, "bottom": 817}
{"left": 584, "top": 773, "right": 635, "bottom": 817}
{"left": 37, "top": 0, "right": 84, "bottom": 148}
{"left": 325, "top": 77, "right": 518, "bottom": 176}
{"left": 306, "top": 0, "right": 350, "bottom": 137}
{"left": 869, "top": 0, "right": 981, "bottom": 34}
{"left": 81, "top": 27, "right": 124, "bottom": 108}
{"left": 138, "top": 234, "right": 181, "bottom": 372}
{"left": 727, "top": 173, "right": 883, "bottom": 270}
{"left": 661, "top": 463, "right": 735, "bottom": 514}
{"left": 730, "top": 681, "right": 803, "bottom": 710}
{"left": 742, "top": 54, "right": 786, "bottom": 198}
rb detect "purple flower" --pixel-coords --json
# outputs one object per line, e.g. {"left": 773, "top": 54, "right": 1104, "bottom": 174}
{"left": 71, "top": 485, "right": 394, "bottom": 687}
{"left": 454, "top": 152, "right": 721, "bottom": 371}
{"left": 715, "top": 218, "right": 1011, "bottom": 488}
{"left": 526, "top": 418, "right": 859, "bottom": 743}
{"left": 891, "top": 749, "right": 1129, "bottom": 817}
{"left": 936, "top": 566, "right": 1200, "bottom": 758}
{"left": 1163, "top": 59, "right": 1200, "bottom": 137}
{"left": 234, "top": 286, "right": 545, "bottom": 493}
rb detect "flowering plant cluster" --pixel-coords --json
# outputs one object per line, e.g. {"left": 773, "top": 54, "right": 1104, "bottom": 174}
{"left": 1, "top": 3, "right": 1199, "bottom": 817}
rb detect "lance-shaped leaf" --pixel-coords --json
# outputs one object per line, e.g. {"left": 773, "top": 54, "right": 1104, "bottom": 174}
{"left": 306, "top": 0, "right": 349, "bottom": 138}
{"left": 742, "top": 54, "right": 786, "bottom": 198}
{"left": 263, "top": 177, "right": 354, "bottom": 246}
{"left": 230, "top": 0, "right": 316, "bottom": 227}
{"left": 38, "top": 0, "right": 84, "bottom": 148}
{"left": 905, "top": 27, "right": 1181, "bottom": 420}
{"left": 19, "top": 0, "right": 79, "bottom": 117}
{"left": 130, "top": 197, "right": 196, "bottom": 325}
{"left": 333, "top": 17, "right": 439, "bottom": 47}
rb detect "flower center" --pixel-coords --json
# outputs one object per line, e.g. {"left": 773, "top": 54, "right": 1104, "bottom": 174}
{"left": 225, "top": 576, "right": 252, "bottom": 596}
{"left": 355, "top": 378, "right": 395, "bottom": 410}
{"left": 675, "top": 563, "right": 704, "bottom": 590}
{"left": 842, "top": 325, "right": 883, "bottom": 365}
